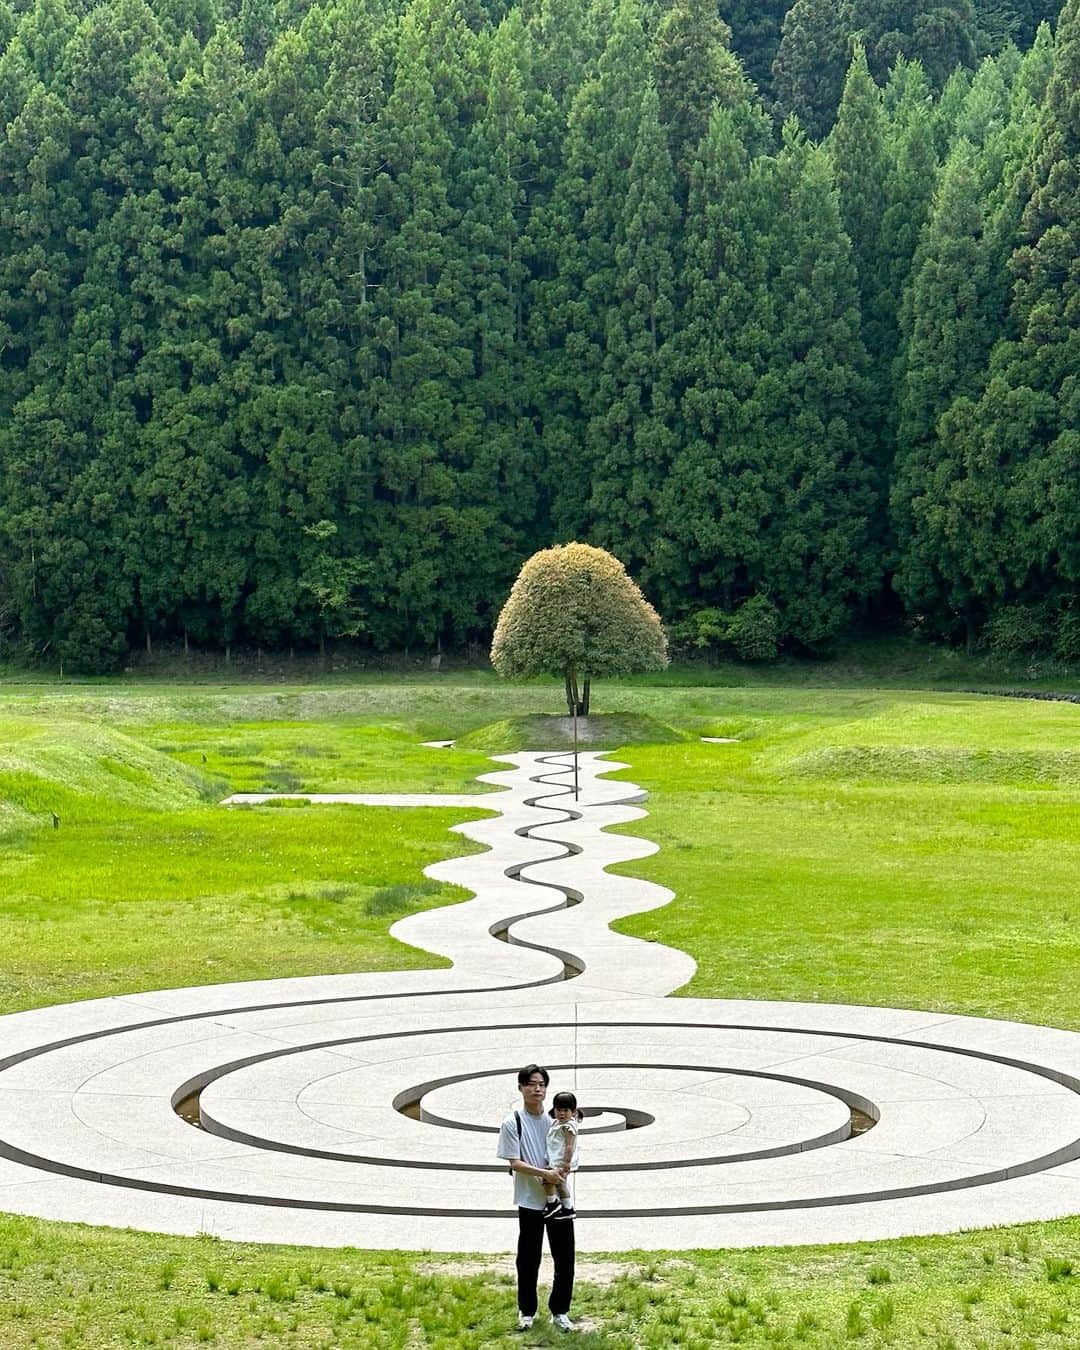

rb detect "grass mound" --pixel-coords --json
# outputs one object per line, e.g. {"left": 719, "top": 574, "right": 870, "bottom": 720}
{"left": 455, "top": 711, "right": 690, "bottom": 752}
{"left": 784, "top": 745, "right": 1080, "bottom": 786}
{"left": 0, "top": 718, "right": 219, "bottom": 825}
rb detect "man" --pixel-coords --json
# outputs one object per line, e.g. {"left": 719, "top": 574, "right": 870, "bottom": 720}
{"left": 496, "top": 1064, "right": 576, "bottom": 1332}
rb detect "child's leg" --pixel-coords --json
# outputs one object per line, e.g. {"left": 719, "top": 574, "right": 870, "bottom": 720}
{"left": 553, "top": 1176, "right": 576, "bottom": 1219}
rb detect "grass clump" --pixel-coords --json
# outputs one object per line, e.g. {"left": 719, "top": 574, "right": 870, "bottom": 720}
{"left": 365, "top": 878, "right": 444, "bottom": 916}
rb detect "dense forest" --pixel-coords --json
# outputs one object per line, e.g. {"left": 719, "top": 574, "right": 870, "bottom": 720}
{"left": 0, "top": 0, "right": 1076, "bottom": 669}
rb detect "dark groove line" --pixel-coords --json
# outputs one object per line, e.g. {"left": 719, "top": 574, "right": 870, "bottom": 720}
{"left": 196, "top": 1059, "right": 868, "bottom": 1169}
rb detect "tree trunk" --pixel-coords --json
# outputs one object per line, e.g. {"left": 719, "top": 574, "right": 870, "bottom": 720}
{"left": 563, "top": 671, "right": 588, "bottom": 717}
{"left": 564, "top": 670, "right": 582, "bottom": 718}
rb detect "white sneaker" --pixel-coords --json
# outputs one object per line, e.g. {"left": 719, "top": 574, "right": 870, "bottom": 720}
{"left": 517, "top": 1313, "right": 534, "bottom": 1331}
{"left": 552, "top": 1313, "right": 576, "bottom": 1332}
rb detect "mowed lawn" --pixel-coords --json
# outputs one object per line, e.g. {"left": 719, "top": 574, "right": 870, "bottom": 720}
{"left": 0, "top": 709, "right": 498, "bottom": 1015}
{"left": 610, "top": 690, "right": 1080, "bottom": 1029}
{"left": 0, "top": 673, "right": 1078, "bottom": 1346}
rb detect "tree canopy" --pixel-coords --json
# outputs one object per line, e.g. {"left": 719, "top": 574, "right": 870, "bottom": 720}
{"left": 490, "top": 542, "right": 669, "bottom": 714}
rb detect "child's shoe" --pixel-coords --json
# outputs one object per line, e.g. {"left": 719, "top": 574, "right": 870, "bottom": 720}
{"left": 541, "top": 1198, "right": 562, "bottom": 1219}
{"left": 553, "top": 1202, "right": 575, "bottom": 1221}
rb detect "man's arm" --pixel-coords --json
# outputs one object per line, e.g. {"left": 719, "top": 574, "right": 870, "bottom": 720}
{"left": 511, "top": 1158, "right": 560, "bottom": 1181}
{"left": 496, "top": 1115, "right": 558, "bottom": 1182}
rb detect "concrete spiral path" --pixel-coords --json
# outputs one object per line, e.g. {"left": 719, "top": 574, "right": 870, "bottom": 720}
{"left": 1, "top": 751, "right": 1080, "bottom": 1252}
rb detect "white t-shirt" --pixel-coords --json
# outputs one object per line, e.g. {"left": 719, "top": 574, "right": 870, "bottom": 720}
{"left": 496, "top": 1106, "right": 552, "bottom": 1210}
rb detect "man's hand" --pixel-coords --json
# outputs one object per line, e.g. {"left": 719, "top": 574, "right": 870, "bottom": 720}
{"left": 540, "top": 1168, "right": 562, "bottom": 1185}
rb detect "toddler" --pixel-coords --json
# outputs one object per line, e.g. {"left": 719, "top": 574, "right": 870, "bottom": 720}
{"left": 541, "top": 1090, "right": 581, "bottom": 1220}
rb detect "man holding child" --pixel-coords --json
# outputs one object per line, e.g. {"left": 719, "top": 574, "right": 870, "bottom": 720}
{"left": 496, "top": 1064, "right": 577, "bottom": 1333}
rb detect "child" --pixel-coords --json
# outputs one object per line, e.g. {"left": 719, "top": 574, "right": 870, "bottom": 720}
{"left": 541, "top": 1091, "right": 581, "bottom": 1220}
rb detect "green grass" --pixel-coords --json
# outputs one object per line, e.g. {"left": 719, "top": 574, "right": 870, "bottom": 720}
{"left": 142, "top": 718, "right": 500, "bottom": 795}
{"left": 0, "top": 1211, "right": 1077, "bottom": 1346}
{"left": 0, "top": 672, "right": 1079, "bottom": 1343}
{"left": 608, "top": 690, "right": 1080, "bottom": 1028}
{"left": 0, "top": 711, "right": 494, "bottom": 1015}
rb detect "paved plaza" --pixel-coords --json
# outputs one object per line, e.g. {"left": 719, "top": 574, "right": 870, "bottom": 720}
{"left": 1, "top": 752, "right": 1079, "bottom": 1251}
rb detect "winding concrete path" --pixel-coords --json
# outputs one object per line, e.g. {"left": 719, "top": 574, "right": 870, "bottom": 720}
{"left": 1, "top": 751, "right": 1079, "bottom": 1251}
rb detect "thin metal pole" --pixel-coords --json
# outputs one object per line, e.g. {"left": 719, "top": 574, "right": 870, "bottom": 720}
{"left": 572, "top": 699, "right": 579, "bottom": 801}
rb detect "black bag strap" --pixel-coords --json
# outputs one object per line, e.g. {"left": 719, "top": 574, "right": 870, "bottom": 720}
{"left": 508, "top": 1110, "right": 523, "bottom": 1174}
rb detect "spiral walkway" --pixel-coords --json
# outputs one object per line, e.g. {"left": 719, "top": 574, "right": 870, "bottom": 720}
{"left": 1, "top": 752, "right": 1079, "bottom": 1252}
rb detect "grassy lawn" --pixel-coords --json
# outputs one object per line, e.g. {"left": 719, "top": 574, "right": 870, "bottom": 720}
{"left": 0, "top": 1210, "right": 1077, "bottom": 1347}
{"left": 0, "top": 710, "right": 496, "bottom": 1016}
{"left": 610, "top": 691, "right": 1080, "bottom": 1029}
{"left": 0, "top": 666, "right": 1078, "bottom": 1344}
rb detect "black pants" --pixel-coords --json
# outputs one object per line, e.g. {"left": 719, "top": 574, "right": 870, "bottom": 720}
{"left": 516, "top": 1206, "right": 575, "bottom": 1317}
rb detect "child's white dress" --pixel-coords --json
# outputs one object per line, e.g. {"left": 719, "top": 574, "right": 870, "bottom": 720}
{"left": 546, "top": 1117, "right": 580, "bottom": 1174}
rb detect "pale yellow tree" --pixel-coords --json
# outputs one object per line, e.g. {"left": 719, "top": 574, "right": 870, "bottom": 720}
{"left": 491, "top": 543, "right": 668, "bottom": 716}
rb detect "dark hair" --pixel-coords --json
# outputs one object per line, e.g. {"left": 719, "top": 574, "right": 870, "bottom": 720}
{"left": 518, "top": 1064, "right": 549, "bottom": 1087}
{"left": 550, "top": 1091, "right": 582, "bottom": 1119}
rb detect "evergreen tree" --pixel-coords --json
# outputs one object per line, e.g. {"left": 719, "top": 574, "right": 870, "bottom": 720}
{"left": 771, "top": 0, "right": 852, "bottom": 139}
{"left": 359, "top": 0, "right": 488, "bottom": 648}
{"left": 717, "top": 0, "right": 788, "bottom": 101}
{"left": 828, "top": 46, "right": 891, "bottom": 462}
{"left": 238, "top": 0, "right": 275, "bottom": 66}
{"left": 153, "top": 0, "right": 218, "bottom": 50}
{"left": 588, "top": 82, "right": 677, "bottom": 578}
{"left": 0, "top": 0, "right": 173, "bottom": 668}
{"left": 0, "top": 2, "right": 15, "bottom": 53}
{"left": 753, "top": 124, "right": 877, "bottom": 643}
{"left": 530, "top": 0, "right": 648, "bottom": 537}
{"left": 527, "top": 0, "right": 603, "bottom": 121}
{"left": 1014, "top": 0, "right": 1064, "bottom": 45}
{"left": 881, "top": 60, "right": 940, "bottom": 339}
{"left": 446, "top": 10, "right": 545, "bottom": 628}
{"left": 930, "top": 62, "right": 975, "bottom": 155}
{"left": 663, "top": 115, "right": 874, "bottom": 642}
{"left": 0, "top": 0, "right": 1069, "bottom": 666}
{"left": 129, "top": 24, "right": 257, "bottom": 653}
{"left": 0, "top": 81, "right": 79, "bottom": 656}
{"left": 1013, "top": 15, "right": 1055, "bottom": 101}
{"left": 892, "top": 1, "right": 1072, "bottom": 639}
{"left": 659, "top": 105, "right": 769, "bottom": 614}
{"left": 954, "top": 0, "right": 1080, "bottom": 629}
{"left": 651, "top": 0, "right": 751, "bottom": 184}
{"left": 0, "top": 0, "right": 78, "bottom": 129}
{"left": 850, "top": 0, "right": 978, "bottom": 89}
